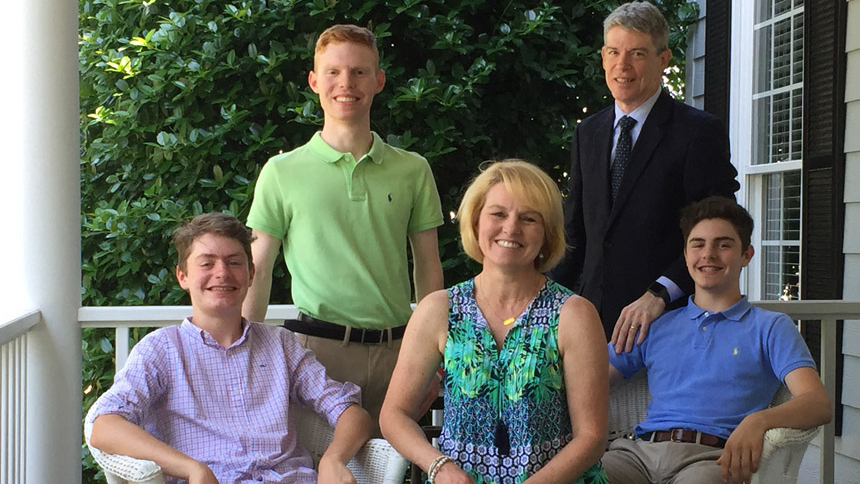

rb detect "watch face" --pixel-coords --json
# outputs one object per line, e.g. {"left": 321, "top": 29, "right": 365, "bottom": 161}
{"left": 648, "top": 282, "right": 670, "bottom": 303}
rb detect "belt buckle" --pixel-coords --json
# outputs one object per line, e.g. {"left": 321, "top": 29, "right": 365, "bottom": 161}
{"left": 669, "top": 429, "right": 687, "bottom": 443}
{"left": 359, "top": 328, "right": 385, "bottom": 345}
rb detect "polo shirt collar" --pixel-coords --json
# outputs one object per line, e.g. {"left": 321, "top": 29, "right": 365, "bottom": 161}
{"left": 683, "top": 295, "right": 753, "bottom": 322}
{"left": 309, "top": 131, "right": 385, "bottom": 165}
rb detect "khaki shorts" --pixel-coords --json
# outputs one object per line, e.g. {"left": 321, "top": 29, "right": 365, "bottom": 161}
{"left": 601, "top": 437, "right": 724, "bottom": 484}
{"left": 295, "top": 333, "right": 401, "bottom": 438}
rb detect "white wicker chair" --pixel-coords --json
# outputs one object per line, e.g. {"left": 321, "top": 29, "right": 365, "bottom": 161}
{"left": 84, "top": 405, "right": 408, "bottom": 484}
{"left": 607, "top": 370, "right": 819, "bottom": 484}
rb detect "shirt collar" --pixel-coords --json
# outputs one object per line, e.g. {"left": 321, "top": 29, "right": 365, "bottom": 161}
{"left": 614, "top": 87, "right": 662, "bottom": 129}
{"left": 181, "top": 317, "right": 252, "bottom": 349}
{"left": 683, "top": 295, "right": 753, "bottom": 322}
{"left": 308, "top": 131, "right": 385, "bottom": 165}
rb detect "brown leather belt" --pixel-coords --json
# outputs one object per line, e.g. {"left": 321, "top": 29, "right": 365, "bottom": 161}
{"left": 283, "top": 312, "right": 406, "bottom": 344}
{"left": 640, "top": 429, "right": 727, "bottom": 448}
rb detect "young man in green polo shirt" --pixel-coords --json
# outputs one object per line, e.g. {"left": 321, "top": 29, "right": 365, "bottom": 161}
{"left": 243, "top": 24, "right": 444, "bottom": 434}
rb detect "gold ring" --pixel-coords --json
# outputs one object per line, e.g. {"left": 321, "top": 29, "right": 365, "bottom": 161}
{"left": 630, "top": 324, "right": 636, "bottom": 330}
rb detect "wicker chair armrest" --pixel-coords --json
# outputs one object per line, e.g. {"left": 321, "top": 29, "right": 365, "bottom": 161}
{"left": 749, "top": 426, "right": 818, "bottom": 484}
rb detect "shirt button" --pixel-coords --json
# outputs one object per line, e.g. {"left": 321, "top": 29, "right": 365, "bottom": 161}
{"left": 702, "top": 326, "right": 707, "bottom": 331}
{"left": 704, "top": 312, "right": 710, "bottom": 317}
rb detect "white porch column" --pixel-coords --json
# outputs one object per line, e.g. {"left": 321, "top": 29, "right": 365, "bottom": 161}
{"left": 20, "top": 0, "right": 82, "bottom": 481}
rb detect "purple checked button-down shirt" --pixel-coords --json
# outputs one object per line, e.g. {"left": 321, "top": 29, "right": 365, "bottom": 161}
{"left": 87, "top": 318, "right": 361, "bottom": 484}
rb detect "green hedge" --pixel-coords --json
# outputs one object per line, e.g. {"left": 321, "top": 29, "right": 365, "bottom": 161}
{"left": 79, "top": 0, "right": 696, "bottom": 481}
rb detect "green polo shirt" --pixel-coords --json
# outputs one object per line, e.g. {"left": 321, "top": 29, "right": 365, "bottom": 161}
{"left": 247, "top": 132, "right": 443, "bottom": 329}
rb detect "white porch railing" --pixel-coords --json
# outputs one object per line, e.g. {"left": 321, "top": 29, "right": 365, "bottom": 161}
{"left": 78, "top": 305, "right": 299, "bottom": 370}
{"left": 752, "top": 300, "right": 857, "bottom": 484}
{"left": 77, "top": 301, "right": 860, "bottom": 484}
{"left": 0, "top": 309, "right": 41, "bottom": 484}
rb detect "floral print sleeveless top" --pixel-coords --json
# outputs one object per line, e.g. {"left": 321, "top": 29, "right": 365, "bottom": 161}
{"left": 438, "top": 278, "right": 608, "bottom": 484}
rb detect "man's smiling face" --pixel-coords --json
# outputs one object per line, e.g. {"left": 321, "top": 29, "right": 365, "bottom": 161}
{"left": 601, "top": 26, "right": 671, "bottom": 113}
{"left": 308, "top": 41, "right": 385, "bottom": 125}
{"left": 684, "top": 218, "right": 754, "bottom": 296}
{"left": 176, "top": 233, "right": 254, "bottom": 316}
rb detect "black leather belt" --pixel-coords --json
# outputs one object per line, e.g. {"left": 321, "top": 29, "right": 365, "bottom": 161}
{"left": 283, "top": 312, "right": 406, "bottom": 344}
{"left": 639, "top": 429, "right": 727, "bottom": 448}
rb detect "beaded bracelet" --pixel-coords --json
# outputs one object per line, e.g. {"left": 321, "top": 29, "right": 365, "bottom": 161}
{"left": 427, "top": 454, "right": 453, "bottom": 483}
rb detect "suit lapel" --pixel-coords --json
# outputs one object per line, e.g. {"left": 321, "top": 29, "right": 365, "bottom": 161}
{"left": 588, "top": 108, "right": 615, "bottom": 221}
{"left": 609, "top": 91, "right": 672, "bottom": 220}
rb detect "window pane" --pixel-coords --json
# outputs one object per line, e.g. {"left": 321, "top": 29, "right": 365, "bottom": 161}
{"left": 771, "top": 91, "right": 791, "bottom": 162}
{"left": 772, "top": 17, "right": 793, "bottom": 89}
{"left": 754, "top": 25, "right": 772, "bottom": 93}
{"left": 752, "top": 2, "right": 803, "bottom": 166}
{"left": 763, "top": 245, "right": 800, "bottom": 300}
{"left": 792, "top": 14, "right": 804, "bottom": 84}
{"left": 764, "top": 171, "right": 801, "bottom": 240}
{"left": 774, "top": 0, "right": 793, "bottom": 17}
{"left": 757, "top": 0, "right": 774, "bottom": 22}
{"left": 791, "top": 89, "right": 803, "bottom": 156}
{"left": 753, "top": 97, "right": 771, "bottom": 165}
{"left": 782, "top": 171, "right": 801, "bottom": 239}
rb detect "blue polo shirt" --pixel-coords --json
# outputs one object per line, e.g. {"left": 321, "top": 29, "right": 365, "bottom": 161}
{"left": 609, "top": 296, "right": 815, "bottom": 439}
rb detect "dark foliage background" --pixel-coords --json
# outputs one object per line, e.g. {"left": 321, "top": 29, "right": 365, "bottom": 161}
{"left": 79, "top": 0, "right": 696, "bottom": 480}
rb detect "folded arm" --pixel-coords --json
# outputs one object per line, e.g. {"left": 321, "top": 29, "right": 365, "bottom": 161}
{"left": 717, "top": 366, "right": 831, "bottom": 484}
{"left": 90, "top": 414, "right": 217, "bottom": 484}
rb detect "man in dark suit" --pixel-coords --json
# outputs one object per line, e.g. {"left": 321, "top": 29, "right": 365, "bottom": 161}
{"left": 550, "top": 1, "right": 739, "bottom": 348}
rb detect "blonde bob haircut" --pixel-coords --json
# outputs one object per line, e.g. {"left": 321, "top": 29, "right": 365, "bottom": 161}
{"left": 457, "top": 159, "right": 566, "bottom": 273}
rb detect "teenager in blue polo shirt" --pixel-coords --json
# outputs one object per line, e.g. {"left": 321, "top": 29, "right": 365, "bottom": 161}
{"left": 602, "top": 196, "right": 831, "bottom": 484}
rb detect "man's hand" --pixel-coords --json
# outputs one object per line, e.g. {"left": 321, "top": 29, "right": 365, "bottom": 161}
{"left": 187, "top": 461, "right": 219, "bottom": 484}
{"left": 610, "top": 291, "right": 665, "bottom": 353}
{"left": 317, "top": 455, "right": 357, "bottom": 484}
{"left": 716, "top": 413, "right": 767, "bottom": 484}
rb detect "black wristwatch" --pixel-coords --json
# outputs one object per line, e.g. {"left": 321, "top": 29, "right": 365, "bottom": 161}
{"left": 647, "top": 281, "right": 671, "bottom": 305}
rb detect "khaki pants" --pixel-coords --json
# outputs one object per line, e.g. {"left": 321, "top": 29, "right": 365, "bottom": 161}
{"left": 295, "top": 333, "right": 401, "bottom": 438}
{"left": 601, "top": 437, "right": 725, "bottom": 484}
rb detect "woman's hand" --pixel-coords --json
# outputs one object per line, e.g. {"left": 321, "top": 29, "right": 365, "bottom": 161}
{"left": 433, "top": 461, "right": 477, "bottom": 484}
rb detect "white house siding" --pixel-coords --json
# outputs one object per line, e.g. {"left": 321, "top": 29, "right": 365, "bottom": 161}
{"left": 801, "top": 2, "right": 860, "bottom": 481}
{"left": 710, "top": 0, "right": 860, "bottom": 480}
{"left": 837, "top": 0, "right": 860, "bottom": 481}
{"left": 685, "top": 0, "right": 707, "bottom": 110}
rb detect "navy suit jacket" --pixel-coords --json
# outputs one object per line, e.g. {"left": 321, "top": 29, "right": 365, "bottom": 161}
{"left": 550, "top": 91, "right": 739, "bottom": 338}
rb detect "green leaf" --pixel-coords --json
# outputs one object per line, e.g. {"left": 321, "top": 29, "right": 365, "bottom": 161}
{"left": 99, "top": 337, "right": 113, "bottom": 354}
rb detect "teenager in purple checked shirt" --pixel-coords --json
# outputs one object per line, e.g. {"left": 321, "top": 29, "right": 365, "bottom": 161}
{"left": 87, "top": 213, "right": 371, "bottom": 484}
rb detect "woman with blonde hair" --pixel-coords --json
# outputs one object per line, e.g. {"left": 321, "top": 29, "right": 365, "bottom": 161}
{"left": 381, "top": 160, "right": 608, "bottom": 483}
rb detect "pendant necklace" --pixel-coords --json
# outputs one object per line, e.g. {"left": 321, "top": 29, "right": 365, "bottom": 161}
{"left": 476, "top": 274, "right": 544, "bottom": 328}
{"left": 475, "top": 274, "right": 544, "bottom": 455}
